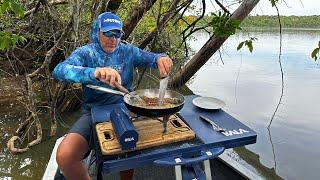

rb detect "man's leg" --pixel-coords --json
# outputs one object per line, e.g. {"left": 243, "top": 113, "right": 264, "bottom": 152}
{"left": 56, "top": 110, "right": 92, "bottom": 180}
{"left": 56, "top": 133, "right": 90, "bottom": 180}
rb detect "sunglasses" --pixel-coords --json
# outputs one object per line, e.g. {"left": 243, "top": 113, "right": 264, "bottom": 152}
{"left": 103, "top": 31, "right": 122, "bottom": 39}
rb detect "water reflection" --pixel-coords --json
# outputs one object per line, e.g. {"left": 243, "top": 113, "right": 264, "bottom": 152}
{"left": 188, "top": 29, "right": 320, "bottom": 179}
{"left": 0, "top": 107, "right": 76, "bottom": 179}
{"left": 231, "top": 146, "right": 282, "bottom": 179}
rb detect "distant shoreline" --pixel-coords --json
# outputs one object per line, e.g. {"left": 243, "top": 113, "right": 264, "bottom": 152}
{"left": 241, "top": 15, "right": 320, "bottom": 28}
{"left": 241, "top": 27, "right": 320, "bottom": 31}
{"left": 196, "top": 15, "right": 320, "bottom": 30}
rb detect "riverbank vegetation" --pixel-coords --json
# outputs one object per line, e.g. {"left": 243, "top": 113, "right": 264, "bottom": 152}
{"left": 241, "top": 15, "right": 320, "bottom": 29}
{"left": 196, "top": 15, "right": 320, "bottom": 29}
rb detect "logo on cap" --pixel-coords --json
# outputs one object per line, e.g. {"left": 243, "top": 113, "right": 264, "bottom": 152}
{"left": 104, "top": 18, "right": 121, "bottom": 24}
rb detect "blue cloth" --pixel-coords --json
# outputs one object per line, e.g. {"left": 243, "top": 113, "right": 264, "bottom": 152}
{"left": 69, "top": 109, "right": 93, "bottom": 151}
{"left": 53, "top": 17, "right": 166, "bottom": 110}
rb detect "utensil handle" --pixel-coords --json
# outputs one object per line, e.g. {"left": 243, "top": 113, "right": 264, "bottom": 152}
{"left": 114, "top": 81, "right": 129, "bottom": 94}
{"left": 199, "top": 115, "right": 225, "bottom": 131}
{"left": 86, "top": 85, "right": 125, "bottom": 96}
{"left": 200, "top": 115, "right": 215, "bottom": 127}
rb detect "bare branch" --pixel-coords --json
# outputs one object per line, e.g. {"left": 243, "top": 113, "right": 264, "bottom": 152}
{"left": 138, "top": 0, "right": 183, "bottom": 49}
{"left": 268, "top": 3, "right": 283, "bottom": 129}
{"left": 173, "top": 0, "right": 193, "bottom": 25}
{"left": 214, "top": 0, "right": 230, "bottom": 14}
{"left": 24, "top": 0, "right": 69, "bottom": 17}
{"left": 174, "top": 0, "right": 207, "bottom": 53}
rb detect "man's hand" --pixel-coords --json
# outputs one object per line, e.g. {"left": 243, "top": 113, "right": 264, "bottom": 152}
{"left": 157, "top": 56, "right": 173, "bottom": 77}
{"left": 94, "top": 67, "right": 121, "bottom": 87}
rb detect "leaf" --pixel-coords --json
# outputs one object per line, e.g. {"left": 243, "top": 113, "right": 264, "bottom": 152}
{"left": 269, "top": 0, "right": 279, "bottom": 7}
{"left": 311, "top": 48, "right": 319, "bottom": 61}
{"left": 18, "top": 36, "right": 27, "bottom": 43}
{"left": 0, "top": 35, "right": 11, "bottom": 51}
{"left": 0, "top": 32, "right": 27, "bottom": 51}
{"left": 237, "top": 42, "right": 244, "bottom": 51}
{"left": 246, "top": 41, "right": 253, "bottom": 53}
{"left": 210, "top": 12, "right": 240, "bottom": 37}
{"left": 0, "top": 0, "right": 10, "bottom": 15}
{"left": 9, "top": 0, "right": 25, "bottom": 17}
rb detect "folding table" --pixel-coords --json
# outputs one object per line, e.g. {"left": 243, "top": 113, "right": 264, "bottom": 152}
{"left": 91, "top": 95, "right": 257, "bottom": 180}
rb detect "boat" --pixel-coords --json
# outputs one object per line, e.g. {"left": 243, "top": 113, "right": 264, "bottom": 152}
{"left": 43, "top": 136, "right": 262, "bottom": 180}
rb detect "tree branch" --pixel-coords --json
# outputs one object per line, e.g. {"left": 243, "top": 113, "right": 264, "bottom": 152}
{"left": 169, "top": 0, "right": 261, "bottom": 88}
{"left": 122, "top": 0, "right": 158, "bottom": 40}
{"left": 138, "top": 0, "right": 182, "bottom": 49}
{"left": 214, "top": 0, "right": 230, "bottom": 14}
{"left": 24, "top": 0, "right": 69, "bottom": 17}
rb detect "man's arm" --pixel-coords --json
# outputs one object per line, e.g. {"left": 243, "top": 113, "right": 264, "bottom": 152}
{"left": 52, "top": 47, "right": 97, "bottom": 84}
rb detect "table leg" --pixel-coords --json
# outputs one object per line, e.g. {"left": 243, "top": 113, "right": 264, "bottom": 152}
{"left": 177, "top": 161, "right": 211, "bottom": 180}
{"left": 175, "top": 165, "right": 182, "bottom": 180}
{"left": 203, "top": 160, "right": 212, "bottom": 180}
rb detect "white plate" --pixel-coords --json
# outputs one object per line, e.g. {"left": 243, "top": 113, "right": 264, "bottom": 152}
{"left": 192, "top": 97, "right": 226, "bottom": 110}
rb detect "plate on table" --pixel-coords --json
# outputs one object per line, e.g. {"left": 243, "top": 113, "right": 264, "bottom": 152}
{"left": 192, "top": 97, "right": 226, "bottom": 110}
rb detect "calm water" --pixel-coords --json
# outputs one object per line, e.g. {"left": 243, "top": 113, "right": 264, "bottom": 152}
{"left": 188, "top": 29, "right": 320, "bottom": 179}
{"left": 1, "top": 29, "right": 319, "bottom": 179}
{"left": 0, "top": 107, "right": 75, "bottom": 179}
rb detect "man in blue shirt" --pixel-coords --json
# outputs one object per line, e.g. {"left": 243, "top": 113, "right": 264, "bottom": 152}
{"left": 53, "top": 12, "right": 172, "bottom": 180}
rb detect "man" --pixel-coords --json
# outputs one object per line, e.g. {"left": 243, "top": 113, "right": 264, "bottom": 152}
{"left": 53, "top": 12, "right": 173, "bottom": 180}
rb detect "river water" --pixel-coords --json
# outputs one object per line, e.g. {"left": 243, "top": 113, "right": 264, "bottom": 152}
{"left": 0, "top": 107, "right": 75, "bottom": 179}
{"left": 1, "top": 29, "right": 319, "bottom": 179}
{"left": 188, "top": 29, "right": 320, "bottom": 179}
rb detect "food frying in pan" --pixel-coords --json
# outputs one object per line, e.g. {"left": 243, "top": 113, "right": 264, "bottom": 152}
{"left": 135, "top": 96, "right": 181, "bottom": 108}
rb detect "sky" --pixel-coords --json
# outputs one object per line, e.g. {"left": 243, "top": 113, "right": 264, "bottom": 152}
{"left": 196, "top": 0, "right": 320, "bottom": 16}
{"left": 252, "top": 0, "right": 320, "bottom": 16}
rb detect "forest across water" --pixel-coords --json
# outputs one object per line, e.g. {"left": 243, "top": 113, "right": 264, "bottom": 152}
{"left": 197, "top": 15, "right": 320, "bottom": 29}
{"left": 241, "top": 15, "right": 320, "bottom": 28}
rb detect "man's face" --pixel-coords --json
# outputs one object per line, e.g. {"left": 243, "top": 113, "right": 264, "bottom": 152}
{"left": 99, "top": 30, "right": 122, "bottom": 53}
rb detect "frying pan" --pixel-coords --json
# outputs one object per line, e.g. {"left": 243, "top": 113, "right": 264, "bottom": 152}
{"left": 86, "top": 84, "right": 185, "bottom": 117}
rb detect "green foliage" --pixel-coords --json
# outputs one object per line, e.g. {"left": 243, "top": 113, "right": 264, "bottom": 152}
{"left": 208, "top": 12, "right": 241, "bottom": 37}
{"left": 0, "top": 32, "right": 27, "bottom": 51}
{"left": 0, "top": 0, "right": 24, "bottom": 17}
{"left": 269, "top": 0, "right": 279, "bottom": 7}
{"left": 237, "top": 37, "right": 257, "bottom": 53}
{"left": 311, "top": 41, "right": 320, "bottom": 61}
{"left": 0, "top": 0, "right": 26, "bottom": 52}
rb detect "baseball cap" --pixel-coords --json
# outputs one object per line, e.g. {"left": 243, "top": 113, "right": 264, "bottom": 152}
{"left": 99, "top": 12, "right": 123, "bottom": 33}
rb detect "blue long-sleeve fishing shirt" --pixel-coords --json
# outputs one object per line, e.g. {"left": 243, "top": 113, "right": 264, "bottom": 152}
{"left": 53, "top": 19, "right": 166, "bottom": 110}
